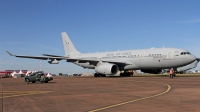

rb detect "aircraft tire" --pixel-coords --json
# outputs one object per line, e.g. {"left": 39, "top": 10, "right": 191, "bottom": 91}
{"left": 120, "top": 73, "right": 124, "bottom": 77}
{"left": 101, "top": 74, "right": 106, "bottom": 77}
{"left": 94, "top": 73, "right": 98, "bottom": 77}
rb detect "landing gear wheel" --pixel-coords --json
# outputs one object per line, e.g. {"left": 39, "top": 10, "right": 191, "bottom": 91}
{"left": 94, "top": 73, "right": 98, "bottom": 77}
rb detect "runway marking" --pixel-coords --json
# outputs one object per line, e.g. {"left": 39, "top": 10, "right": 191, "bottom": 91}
{"left": 0, "top": 91, "right": 53, "bottom": 99}
{"left": 89, "top": 82, "right": 171, "bottom": 112}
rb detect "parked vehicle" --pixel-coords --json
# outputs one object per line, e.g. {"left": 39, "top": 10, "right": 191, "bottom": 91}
{"left": 24, "top": 71, "right": 53, "bottom": 84}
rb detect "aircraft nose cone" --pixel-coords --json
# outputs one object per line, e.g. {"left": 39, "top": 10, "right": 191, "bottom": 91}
{"left": 190, "top": 55, "right": 197, "bottom": 62}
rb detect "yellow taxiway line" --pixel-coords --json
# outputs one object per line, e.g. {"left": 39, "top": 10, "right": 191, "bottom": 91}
{"left": 0, "top": 91, "right": 53, "bottom": 99}
{"left": 89, "top": 83, "right": 171, "bottom": 112}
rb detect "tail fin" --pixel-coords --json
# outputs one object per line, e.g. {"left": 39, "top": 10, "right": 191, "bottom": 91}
{"left": 61, "top": 32, "right": 81, "bottom": 56}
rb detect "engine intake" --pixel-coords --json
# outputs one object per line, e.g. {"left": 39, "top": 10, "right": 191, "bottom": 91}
{"left": 95, "top": 63, "right": 119, "bottom": 75}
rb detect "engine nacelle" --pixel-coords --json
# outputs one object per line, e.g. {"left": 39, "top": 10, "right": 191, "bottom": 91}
{"left": 95, "top": 63, "right": 119, "bottom": 75}
{"left": 48, "top": 59, "right": 59, "bottom": 64}
{"left": 141, "top": 69, "right": 162, "bottom": 74}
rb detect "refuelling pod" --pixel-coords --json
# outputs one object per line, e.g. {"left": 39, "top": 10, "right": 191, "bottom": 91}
{"left": 95, "top": 63, "right": 119, "bottom": 75}
{"left": 48, "top": 59, "right": 59, "bottom": 64}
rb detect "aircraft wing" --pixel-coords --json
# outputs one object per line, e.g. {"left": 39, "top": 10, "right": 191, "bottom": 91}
{"left": 42, "top": 54, "right": 66, "bottom": 57}
{"left": 6, "top": 51, "right": 68, "bottom": 60}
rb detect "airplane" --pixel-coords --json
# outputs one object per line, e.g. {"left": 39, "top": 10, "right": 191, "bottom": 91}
{"left": 6, "top": 32, "right": 197, "bottom": 77}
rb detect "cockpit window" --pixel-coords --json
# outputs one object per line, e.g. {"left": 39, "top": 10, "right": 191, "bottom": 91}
{"left": 180, "top": 52, "right": 191, "bottom": 55}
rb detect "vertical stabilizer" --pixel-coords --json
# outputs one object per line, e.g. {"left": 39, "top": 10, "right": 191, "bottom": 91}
{"left": 61, "top": 32, "right": 80, "bottom": 56}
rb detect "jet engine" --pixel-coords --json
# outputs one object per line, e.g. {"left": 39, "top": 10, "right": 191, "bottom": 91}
{"left": 95, "top": 63, "right": 119, "bottom": 75}
{"left": 48, "top": 59, "right": 59, "bottom": 64}
{"left": 141, "top": 69, "right": 162, "bottom": 74}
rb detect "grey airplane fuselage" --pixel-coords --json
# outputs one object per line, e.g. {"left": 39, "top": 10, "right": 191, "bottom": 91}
{"left": 73, "top": 48, "right": 196, "bottom": 70}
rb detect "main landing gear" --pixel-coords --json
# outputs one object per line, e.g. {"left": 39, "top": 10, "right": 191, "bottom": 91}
{"left": 94, "top": 73, "right": 106, "bottom": 77}
{"left": 120, "top": 70, "right": 133, "bottom": 77}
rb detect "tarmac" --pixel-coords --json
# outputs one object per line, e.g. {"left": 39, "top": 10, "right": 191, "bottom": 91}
{"left": 0, "top": 74, "right": 200, "bottom": 112}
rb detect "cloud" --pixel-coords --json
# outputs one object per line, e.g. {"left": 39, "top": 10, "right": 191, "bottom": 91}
{"left": 183, "top": 19, "right": 200, "bottom": 23}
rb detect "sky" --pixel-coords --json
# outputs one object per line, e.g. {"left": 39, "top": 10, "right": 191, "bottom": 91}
{"left": 0, "top": 0, "right": 200, "bottom": 74}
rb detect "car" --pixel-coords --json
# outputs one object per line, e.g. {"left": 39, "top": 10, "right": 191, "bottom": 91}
{"left": 73, "top": 74, "right": 82, "bottom": 76}
{"left": 77, "top": 74, "right": 82, "bottom": 76}
{"left": 73, "top": 74, "right": 78, "bottom": 76}
{"left": 24, "top": 71, "right": 53, "bottom": 84}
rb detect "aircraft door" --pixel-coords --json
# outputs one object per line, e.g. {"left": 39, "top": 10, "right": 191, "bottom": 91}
{"left": 97, "top": 54, "right": 102, "bottom": 59}
{"left": 165, "top": 50, "right": 173, "bottom": 60}
{"left": 140, "top": 51, "right": 145, "bottom": 60}
{"left": 139, "top": 51, "right": 150, "bottom": 67}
